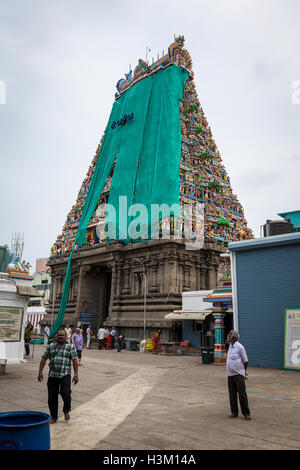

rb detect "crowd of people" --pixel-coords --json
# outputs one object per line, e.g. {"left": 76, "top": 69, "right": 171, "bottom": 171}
{"left": 26, "top": 321, "right": 164, "bottom": 361}
{"left": 26, "top": 321, "right": 162, "bottom": 361}
{"left": 96, "top": 326, "right": 126, "bottom": 352}
{"left": 39, "top": 323, "right": 127, "bottom": 354}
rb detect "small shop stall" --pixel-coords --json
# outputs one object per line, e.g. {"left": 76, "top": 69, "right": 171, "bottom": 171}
{"left": 0, "top": 266, "right": 40, "bottom": 366}
{"left": 165, "top": 290, "right": 213, "bottom": 347}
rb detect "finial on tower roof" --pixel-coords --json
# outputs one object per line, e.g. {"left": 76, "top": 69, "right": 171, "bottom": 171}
{"left": 175, "top": 35, "right": 185, "bottom": 47}
{"left": 115, "top": 36, "right": 192, "bottom": 98}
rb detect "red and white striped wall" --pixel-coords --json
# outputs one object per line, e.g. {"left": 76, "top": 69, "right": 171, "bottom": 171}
{"left": 26, "top": 307, "right": 47, "bottom": 333}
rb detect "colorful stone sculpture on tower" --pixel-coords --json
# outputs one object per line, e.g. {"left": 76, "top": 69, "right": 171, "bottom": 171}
{"left": 204, "top": 256, "right": 233, "bottom": 362}
{"left": 47, "top": 36, "right": 253, "bottom": 340}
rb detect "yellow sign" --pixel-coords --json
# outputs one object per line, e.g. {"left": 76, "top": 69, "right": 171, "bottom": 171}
{"left": 0, "top": 306, "right": 24, "bottom": 342}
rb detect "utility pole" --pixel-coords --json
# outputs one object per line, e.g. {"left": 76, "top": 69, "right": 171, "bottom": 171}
{"left": 143, "top": 266, "right": 147, "bottom": 340}
{"left": 134, "top": 258, "right": 147, "bottom": 340}
{"left": 51, "top": 280, "right": 56, "bottom": 330}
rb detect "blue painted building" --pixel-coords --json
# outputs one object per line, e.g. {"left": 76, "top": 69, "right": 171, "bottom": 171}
{"left": 278, "top": 210, "right": 300, "bottom": 232}
{"left": 229, "top": 232, "right": 300, "bottom": 369}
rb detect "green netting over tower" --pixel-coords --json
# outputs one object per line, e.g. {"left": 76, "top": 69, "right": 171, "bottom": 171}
{"left": 77, "top": 64, "right": 188, "bottom": 244}
{"left": 49, "top": 64, "right": 189, "bottom": 338}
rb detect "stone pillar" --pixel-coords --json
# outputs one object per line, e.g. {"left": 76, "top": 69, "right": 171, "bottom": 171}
{"left": 212, "top": 305, "right": 227, "bottom": 363}
{"left": 168, "top": 260, "right": 177, "bottom": 292}
{"left": 149, "top": 260, "right": 159, "bottom": 293}
{"left": 157, "top": 257, "right": 165, "bottom": 293}
{"left": 195, "top": 262, "right": 201, "bottom": 291}
{"left": 122, "top": 264, "right": 131, "bottom": 295}
{"left": 115, "top": 261, "right": 122, "bottom": 297}
{"left": 207, "top": 262, "right": 217, "bottom": 289}
{"left": 108, "top": 261, "right": 116, "bottom": 317}
{"left": 200, "top": 266, "right": 207, "bottom": 290}
{"left": 183, "top": 261, "right": 192, "bottom": 291}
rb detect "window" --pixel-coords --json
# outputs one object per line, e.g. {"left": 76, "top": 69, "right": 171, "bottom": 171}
{"left": 193, "top": 321, "right": 203, "bottom": 332}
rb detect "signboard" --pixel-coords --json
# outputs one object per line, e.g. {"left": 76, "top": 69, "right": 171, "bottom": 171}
{"left": 284, "top": 309, "right": 300, "bottom": 371}
{"left": 80, "top": 313, "right": 96, "bottom": 324}
{"left": 0, "top": 306, "right": 24, "bottom": 342}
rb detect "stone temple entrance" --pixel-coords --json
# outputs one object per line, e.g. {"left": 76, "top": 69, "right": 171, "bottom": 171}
{"left": 45, "top": 238, "right": 225, "bottom": 341}
{"left": 75, "top": 264, "right": 111, "bottom": 332}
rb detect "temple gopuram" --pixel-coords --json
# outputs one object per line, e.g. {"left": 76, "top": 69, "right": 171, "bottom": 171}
{"left": 46, "top": 36, "right": 253, "bottom": 340}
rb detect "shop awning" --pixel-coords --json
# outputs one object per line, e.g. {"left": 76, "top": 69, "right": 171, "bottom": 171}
{"left": 164, "top": 310, "right": 212, "bottom": 320}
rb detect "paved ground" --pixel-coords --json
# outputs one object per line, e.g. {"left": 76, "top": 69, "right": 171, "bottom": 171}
{"left": 1, "top": 345, "right": 300, "bottom": 450}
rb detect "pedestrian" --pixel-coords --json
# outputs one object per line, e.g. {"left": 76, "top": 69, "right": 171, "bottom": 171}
{"left": 226, "top": 330, "right": 251, "bottom": 421}
{"left": 64, "top": 324, "right": 72, "bottom": 344}
{"left": 97, "top": 326, "right": 105, "bottom": 350}
{"left": 152, "top": 330, "right": 161, "bottom": 355}
{"left": 117, "top": 335, "right": 126, "bottom": 352}
{"left": 103, "top": 327, "right": 110, "bottom": 348}
{"left": 110, "top": 327, "right": 117, "bottom": 350}
{"left": 44, "top": 324, "right": 50, "bottom": 345}
{"left": 24, "top": 322, "right": 33, "bottom": 356}
{"left": 86, "top": 324, "right": 93, "bottom": 349}
{"left": 37, "top": 330, "right": 78, "bottom": 424}
{"left": 72, "top": 328, "right": 84, "bottom": 366}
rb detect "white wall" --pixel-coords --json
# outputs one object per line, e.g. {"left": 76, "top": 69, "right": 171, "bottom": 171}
{"left": 182, "top": 290, "right": 213, "bottom": 311}
{"left": 0, "top": 275, "right": 30, "bottom": 363}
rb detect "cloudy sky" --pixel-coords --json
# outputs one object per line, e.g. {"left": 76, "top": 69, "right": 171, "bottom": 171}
{"left": 0, "top": 0, "right": 300, "bottom": 270}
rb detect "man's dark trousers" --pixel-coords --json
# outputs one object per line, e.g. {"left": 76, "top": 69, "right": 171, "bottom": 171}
{"left": 47, "top": 374, "right": 71, "bottom": 420}
{"left": 24, "top": 339, "right": 30, "bottom": 356}
{"left": 228, "top": 374, "right": 250, "bottom": 417}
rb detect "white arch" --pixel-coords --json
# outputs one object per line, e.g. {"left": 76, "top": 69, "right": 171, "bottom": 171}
{"left": 0, "top": 80, "right": 6, "bottom": 104}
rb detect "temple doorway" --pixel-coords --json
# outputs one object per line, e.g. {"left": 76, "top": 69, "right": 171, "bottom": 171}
{"left": 97, "top": 267, "right": 111, "bottom": 328}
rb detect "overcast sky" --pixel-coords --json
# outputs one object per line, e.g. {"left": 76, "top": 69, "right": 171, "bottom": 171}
{"left": 1, "top": 0, "right": 300, "bottom": 271}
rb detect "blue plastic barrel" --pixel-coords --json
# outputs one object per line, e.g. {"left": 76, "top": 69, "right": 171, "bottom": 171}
{"left": 0, "top": 411, "right": 51, "bottom": 450}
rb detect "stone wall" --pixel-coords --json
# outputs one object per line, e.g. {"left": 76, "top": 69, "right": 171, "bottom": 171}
{"left": 44, "top": 239, "right": 225, "bottom": 340}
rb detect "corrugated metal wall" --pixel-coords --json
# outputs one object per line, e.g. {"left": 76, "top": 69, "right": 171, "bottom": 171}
{"left": 182, "top": 320, "right": 201, "bottom": 347}
{"left": 236, "top": 243, "right": 300, "bottom": 368}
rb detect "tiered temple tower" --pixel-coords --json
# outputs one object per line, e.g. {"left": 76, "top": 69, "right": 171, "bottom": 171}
{"left": 46, "top": 36, "right": 252, "bottom": 340}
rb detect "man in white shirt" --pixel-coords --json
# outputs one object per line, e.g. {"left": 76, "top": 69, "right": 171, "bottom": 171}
{"left": 64, "top": 325, "right": 72, "bottom": 344}
{"left": 226, "top": 330, "right": 251, "bottom": 420}
{"left": 44, "top": 325, "right": 50, "bottom": 345}
{"left": 97, "top": 327, "right": 105, "bottom": 350}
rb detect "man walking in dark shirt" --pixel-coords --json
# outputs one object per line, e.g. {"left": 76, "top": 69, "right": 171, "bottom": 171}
{"left": 38, "top": 329, "right": 78, "bottom": 424}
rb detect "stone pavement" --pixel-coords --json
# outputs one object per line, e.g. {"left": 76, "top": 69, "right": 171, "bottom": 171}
{"left": 1, "top": 345, "right": 300, "bottom": 450}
